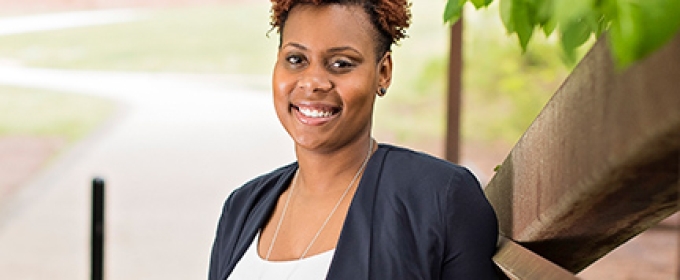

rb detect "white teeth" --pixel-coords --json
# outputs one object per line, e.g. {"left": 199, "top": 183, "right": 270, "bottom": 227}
{"left": 299, "top": 107, "right": 333, "bottom": 118}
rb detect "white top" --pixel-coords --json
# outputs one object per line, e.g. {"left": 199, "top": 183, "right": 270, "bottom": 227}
{"left": 227, "top": 233, "right": 335, "bottom": 280}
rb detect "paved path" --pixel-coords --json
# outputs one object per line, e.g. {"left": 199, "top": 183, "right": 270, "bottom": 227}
{"left": 0, "top": 66, "right": 294, "bottom": 279}
{"left": 0, "top": 9, "right": 148, "bottom": 36}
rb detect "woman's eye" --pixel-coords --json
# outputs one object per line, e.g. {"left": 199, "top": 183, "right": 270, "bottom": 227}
{"left": 286, "top": 55, "right": 304, "bottom": 65}
{"left": 330, "top": 59, "right": 355, "bottom": 71}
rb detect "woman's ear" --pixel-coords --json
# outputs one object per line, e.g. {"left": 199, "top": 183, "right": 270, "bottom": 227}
{"left": 378, "top": 52, "right": 393, "bottom": 92}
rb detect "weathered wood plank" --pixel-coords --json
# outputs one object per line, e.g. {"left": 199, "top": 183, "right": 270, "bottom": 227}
{"left": 493, "top": 237, "right": 578, "bottom": 280}
{"left": 485, "top": 32, "right": 680, "bottom": 273}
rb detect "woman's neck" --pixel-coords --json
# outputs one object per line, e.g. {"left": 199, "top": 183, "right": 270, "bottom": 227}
{"left": 294, "top": 136, "right": 375, "bottom": 195}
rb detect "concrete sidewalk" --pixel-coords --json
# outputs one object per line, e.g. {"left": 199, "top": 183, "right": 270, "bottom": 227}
{"left": 0, "top": 66, "right": 294, "bottom": 279}
{"left": 0, "top": 9, "right": 148, "bottom": 36}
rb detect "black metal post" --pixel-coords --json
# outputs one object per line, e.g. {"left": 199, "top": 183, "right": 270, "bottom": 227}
{"left": 92, "top": 177, "right": 105, "bottom": 280}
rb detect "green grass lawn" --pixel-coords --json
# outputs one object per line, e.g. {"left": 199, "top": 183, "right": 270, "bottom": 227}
{"left": 0, "top": 3, "right": 276, "bottom": 144}
{"left": 0, "top": 3, "right": 278, "bottom": 73}
{"left": 0, "top": 2, "right": 579, "bottom": 152}
{"left": 0, "top": 86, "right": 115, "bottom": 142}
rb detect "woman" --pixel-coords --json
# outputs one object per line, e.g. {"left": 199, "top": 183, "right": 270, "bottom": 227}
{"left": 209, "top": 0, "right": 500, "bottom": 279}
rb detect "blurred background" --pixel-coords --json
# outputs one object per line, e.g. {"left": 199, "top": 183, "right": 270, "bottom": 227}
{"left": 0, "top": 0, "right": 675, "bottom": 279}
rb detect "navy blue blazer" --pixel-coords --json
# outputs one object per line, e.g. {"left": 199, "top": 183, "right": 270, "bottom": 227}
{"left": 209, "top": 144, "right": 499, "bottom": 279}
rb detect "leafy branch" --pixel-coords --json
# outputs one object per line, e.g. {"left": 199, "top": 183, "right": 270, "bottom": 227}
{"left": 444, "top": 0, "right": 680, "bottom": 68}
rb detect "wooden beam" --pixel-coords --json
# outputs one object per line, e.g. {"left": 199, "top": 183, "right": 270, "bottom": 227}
{"left": 485, "top": 32, "right": 680, "bottom": 273}
{"left": 494, "top": 237, "right": 578, "bottom": 280}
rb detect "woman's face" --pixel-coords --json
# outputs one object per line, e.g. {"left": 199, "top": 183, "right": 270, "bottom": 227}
{"left": 272, "top": 4, "right": 392, "bottom": 153}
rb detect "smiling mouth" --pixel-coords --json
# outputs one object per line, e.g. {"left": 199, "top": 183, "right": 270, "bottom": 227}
{"left": 292, "top": 104, "right": 341, "bottom": 118}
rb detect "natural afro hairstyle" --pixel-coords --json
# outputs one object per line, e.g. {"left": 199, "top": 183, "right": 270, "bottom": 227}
{"left": 270, "top": 0, "right": 411, "bottom": 61}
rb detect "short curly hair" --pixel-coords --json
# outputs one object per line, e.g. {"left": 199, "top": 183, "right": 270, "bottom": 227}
{"left": 270, "top": 0, "right": 411, "bottom": 60}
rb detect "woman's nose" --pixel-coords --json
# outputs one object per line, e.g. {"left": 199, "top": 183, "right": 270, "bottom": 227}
{"left": 297, "top": 64, "right": 333, "bottom": 93}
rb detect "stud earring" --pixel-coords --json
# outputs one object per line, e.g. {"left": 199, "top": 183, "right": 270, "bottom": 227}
{"left": 377, "top": 87, "right": 387, "bottom": 97}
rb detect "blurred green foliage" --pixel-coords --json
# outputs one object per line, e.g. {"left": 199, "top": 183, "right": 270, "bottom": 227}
{"left": 0, "top": 86, "right": 114, "bottom": 142}
{"left": 0, "top": 4, "right": 277, "bottom": 73}
{"left": 445, "top": 0, "right": 680, "bottom": 68}
{"left": 0, "top": 4, "right": 276, "bottom": 145}
{"left": 466, "top": 6, "right": 578, "bottom": 144}
{"left": 378, "top": 3, "right": 573, "bottom": 146}
{"left": 0, "top": 2, "right": 576, "bottom": 149}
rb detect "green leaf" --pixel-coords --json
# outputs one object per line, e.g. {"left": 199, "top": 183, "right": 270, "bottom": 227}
{"left": 610, "top": 0, "right": 680, "bottom": 68}
{"left": 513, "top": 0, "right": 535, "bottom": 51}
{"left": 599, "top": 0, "right": 618, "bottom": 18}
{"left": 554, "top": 0, "right": 593, "bottom": 27}
{"left": 542, "top": 17, "right": 557, "bottom": 36}
{"left": 536, "top": 0, "right": 554, "bottom": 25}
{"left": 581, "top": 11, "right": 605, "bottom": 38}
{"left": 446, "top": 0, "right": 679, "bottom": 69}
{"left": 444, "top": 0, "right": 466, "bottom": 24}
{"left": 537, "top": 0, "right": 557, "bottom": 36}
{"left": 594, "top": 14, "right": 608, "bottom": 38}
{"left": 635, "top": 0, "right": 680, "bottom": 60}
{"left": 500, "top": 0, "right": 515, "bottom": 33}
{"left": 470, "top": 0, "right": 493, "bottom": 9}
{"left": 561, "top": 18, "right": 592, "bottom": 59}
{"left": 500, "top": 0, "right": 538, "bottom": 52}
{"left": 608, "top": 1, "right": 642, "bottom": 67}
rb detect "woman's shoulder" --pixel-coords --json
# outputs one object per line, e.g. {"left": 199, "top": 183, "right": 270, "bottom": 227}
{"left": 379, "top": 144, "right": 475, "bottom": 180}
{"left": 224, "top": 163, "right": 297, "bottom": 207}
{"left": 374, "top": 143, "right": 495, "bottom": 229}
{"left": 374, "top": 144, "right": 483, "bottom": 201}
{"left": 242, "top": 163, "right": 296, "bottom": 189}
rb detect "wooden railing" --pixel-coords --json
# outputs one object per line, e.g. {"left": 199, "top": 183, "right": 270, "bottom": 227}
{"left": 485, "top": 32, "right": 680, "bottom": 278}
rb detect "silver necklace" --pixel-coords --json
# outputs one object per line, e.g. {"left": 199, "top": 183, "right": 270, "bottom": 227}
{"left": 265, "top": 140, "right": 374, "bottom": 261}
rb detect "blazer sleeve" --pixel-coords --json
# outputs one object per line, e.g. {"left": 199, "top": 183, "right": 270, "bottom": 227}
{"left": 441, "top": 168, "right": 500, "bottom": 279}
{"left": 208, "top": 189, "right": 239, "bottom": 280}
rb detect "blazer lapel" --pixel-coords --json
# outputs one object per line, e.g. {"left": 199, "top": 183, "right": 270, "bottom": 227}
{"left": 326, "top": 145, "right": 388, "bottom": 279}
{"left": 221, "top": 164, "right": 297, "bottom": 280}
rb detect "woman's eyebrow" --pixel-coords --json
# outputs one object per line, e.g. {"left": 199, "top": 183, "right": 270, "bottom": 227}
{"left": 327, "top": 46, "right": 361, "bottom": 55}
{"left": 282, "top": 42, "right": 307, "bottom": 51}
{"left": 282, "top": 43, "right": 362, "bottom": 57}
